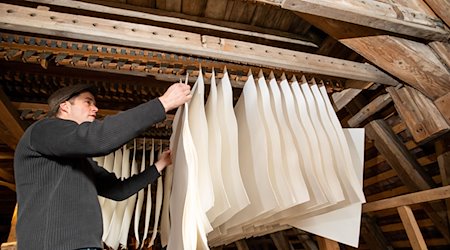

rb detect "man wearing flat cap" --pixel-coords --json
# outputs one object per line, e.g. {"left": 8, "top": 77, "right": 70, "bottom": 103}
{"left": 14, "top": 82, "right": 191, "bottom": 250}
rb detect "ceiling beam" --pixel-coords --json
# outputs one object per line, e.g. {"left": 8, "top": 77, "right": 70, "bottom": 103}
{"left": 422, "top": 0, "right": 450, "bottom": 28}
{"left": 294, "top": 13, "right": 450, "bottom": 101}
{"left": 26, "top": 0, "right": 318, "bottom": 47}
{"left": 0, "top": 3, "right": 399, "bottom": 85}
{"left": 271, "top": 0, "right": 449, "bottom": 41}
{"left": 0, "top": 87, "right": 26, "bottom": 150}
{"left": 363, "top": 185, "right": 450, "bottom": 213}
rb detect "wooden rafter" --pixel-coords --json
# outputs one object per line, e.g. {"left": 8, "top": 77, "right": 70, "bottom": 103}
{"left": 363, "top": 185, "right": 450, "bottom": 213}
{"left": 269, "top": 0, "right": 449, "bottom": 41}
{"left": 26, "top": 0, "right": 318, "bottom": 48}
{"left": 0, "top": 87, "right": 26, "bottom": 150}
{"left": 365, "top": 119, "right": 450, "bottom": 242}
{"left": 0, "top": 3, "right": 399, "bottom": 85}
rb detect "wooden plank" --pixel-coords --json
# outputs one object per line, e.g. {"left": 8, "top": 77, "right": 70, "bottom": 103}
{"left": 278, "top": 0, "right": 449, "bottom": 41}
{"left": 363, "top": 186, "right": 450, "bottom": 213}
{"left": 205, "top": 0, "right": 228, "bottom": 19}
{"left": 364, "top": 119, "right": 450, "bottom": 241}
{"left": 235, "top": 239, "right": 250, "bottom": 250}
{"left": 386, "top": 86, "right": 449, "bottom": 144}
{"left": 422, "top": 0, "right": 450, "bottom": 27}
{"left": 182, "top": 0, "right": 206, "bottom": 16}
{"left": 270, "top": 231, "right": 291, "bottom": 250}
{"left": 397, "top": 206, "right": 428, "bottom": 250}
{"left": 436, "top": 137, "right": 450, "bottom": 229}
{"left": 0, "top": 181, "right": 15, "bottom": 191}
{"left": 316, "top": 236, "right": 340, "bottom": 250}
{"left": 7, "top": 204, "right": 17, "bottom": 243}
{"left": 348, "top": 93, "right": 392, "bottom": 127}
{"left": 434, "top": 92, "right": 450, "bottom": 126}
{"left": 293, "top": 12, "right": 450, "bottom": 101}
{"left": 0, "top": 87, "right": 26, "bottom": 149}
{"left": 0, "top": 3, "right": 399, "bottom": 85}
{"left": 166, "top": 0, "right": 182, "bottom": 12}
{"left": 360, "top": 215, "right": 393, "bottom": 250}
{"left": 428, "top": 41, "right": 450, "bottom": 70}
{"left": 27, "top": 0, "right": 318, "bottom": 47}
{"left": 364, "top": 119, "right": 435, "bottom": 190}
{"left": 330, "top": 88, "right": 362, "bottom": 111}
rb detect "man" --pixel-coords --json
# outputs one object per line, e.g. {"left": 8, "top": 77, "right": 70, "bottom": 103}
{"left": 14, "top": 82, "right": 191, "bottom": 250}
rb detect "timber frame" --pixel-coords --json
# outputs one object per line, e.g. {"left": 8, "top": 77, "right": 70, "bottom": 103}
{"left": 0, "top": 0, "right": 450, "bottom": 249}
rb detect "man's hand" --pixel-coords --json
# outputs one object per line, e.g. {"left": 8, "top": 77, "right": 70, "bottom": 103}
{"left": 158, "top": 83, "right": 192, "bottom": 112}
{"left": 154, "top": 149, "right": 172, "bottom": 173}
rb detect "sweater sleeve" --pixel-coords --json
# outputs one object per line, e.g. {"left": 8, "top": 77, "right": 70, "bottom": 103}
{"left": 29, "top": 98, "right": 166, "bottom": 158}
{"left": 89, "top": 158, "right": 161, "bottom": 201}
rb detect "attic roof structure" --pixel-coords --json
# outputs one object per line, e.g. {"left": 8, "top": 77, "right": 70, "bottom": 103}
{"left": 0, "top": 0, "right": 450, "bottom": 249}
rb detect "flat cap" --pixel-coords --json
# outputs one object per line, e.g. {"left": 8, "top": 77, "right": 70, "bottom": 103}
{"left": 47, "top": 84, "right": 97, "bottom": 117}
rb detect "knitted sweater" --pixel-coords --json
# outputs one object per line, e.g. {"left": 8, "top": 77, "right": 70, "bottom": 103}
{"left": 14, "top": 98, "right": 166, "bottom": 250}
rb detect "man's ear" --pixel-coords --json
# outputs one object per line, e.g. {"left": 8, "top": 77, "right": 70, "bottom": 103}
{"left": 59, "top": 101, "right": 70, "bottom": 114}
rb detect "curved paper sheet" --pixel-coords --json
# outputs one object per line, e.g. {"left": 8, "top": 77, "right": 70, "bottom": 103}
{"left": 287, "top": 128, "right": 365, "bottom": 247}
{"left": 300, "top": 81, "right": 344, "bottom": 203}
{"left": 189, "top": 69, "right": 214, "bottom": 214}
{"left": 221, "top": 72, "right": 278, "bottom": 232}
{"left": 105, "top": 145, "right": 130, "bottom": 249}
{"left": 267, "top": 73, "right": 309, "bottom": 204}
{"left": 255, "top": 72, "right": 295, "bottom": 209}
{"left": 101, "top": 149, "right": 122, "bottom": 242}
{"left": 133, "top": 138, "right": 146, "bottom": 247}
{"left": 149, "top": 142, "right": 164, "bottom": 247}
{"left": 319, "top": 85, "right": 366, "bottom": 203}
{"left": 212, "top": 69, "right": 249, "bottom": 227}
{"left": 205, "top": 70, "right": 230, "bottom": 222}
{"left": 141, "top": 139, "right": 155, "bottom": 248}
{"left": 118, "top": 140, "right": 138, "bottom": 247}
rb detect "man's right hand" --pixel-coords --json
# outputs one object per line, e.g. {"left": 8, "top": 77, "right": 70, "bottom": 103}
{"left": 158, "top": 83, "right": 192, "bottom": 112}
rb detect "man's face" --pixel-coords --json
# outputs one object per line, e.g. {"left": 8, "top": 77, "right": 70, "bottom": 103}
{"left": 63, "top": 91, "right": 98, "bottom": 124}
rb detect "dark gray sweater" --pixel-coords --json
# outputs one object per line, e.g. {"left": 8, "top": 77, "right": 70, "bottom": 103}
{"left": 14, "top": 98, "right": 166, "bottom": 250}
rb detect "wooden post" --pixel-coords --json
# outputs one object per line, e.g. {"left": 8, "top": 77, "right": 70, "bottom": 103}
{"left": 436, "top": 138, "right": 450, "bottom": 231}
{"left": 270, "top": 231, "right": 290, "bottom": 250}
{"left": 397, "top": 206, "right": 428, "bottom": 250}
{"left": 347, "top": 93, "right": 392, "bottom": 127}
{"left": 386, "top": 86, "right": 449, "bottom": 144}
{"left": 316, "top": 236, "right": 339, "bottom": 250}
{"left": 235, "top": 240, "right": 249, "bottom": 250}
{"left": 360, "top": 215, "right": 394, "bottom": 250}
{"left": 365, "top": 119, "right": 450, "bottom": 242}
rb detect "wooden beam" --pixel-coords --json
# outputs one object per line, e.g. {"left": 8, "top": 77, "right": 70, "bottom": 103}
{"left": 27, "top": 0, "right": 318, "bottom": 47}
{"left": 428, "top": 41, "right": 450, "bottom": 70}
{"left": 270, "top": 231, "right": 290, "bottom": 250}
{"left": 436, "top": 138, "right": 450, "bottom": 229}
{"left": 386, "top": 86, "right": 450, "bottom": 144}
{"left": 0, "top": 3, "right": 399, "bottom": 85}
{"left": 397, "top": 206, "right": 428, "bottom": 250}
{"left": 365, "top": 119, "right": 450, "bottom": 242}
{"left": 331, "top": 88, "right": 362, "bottom": 111}
{"left": 422, "top": 0, "right": 450, "bottom": 28}
{"left": 277, "top": 0, "right": 449, "bottom": 41}
{"left": 293, "top": 13, "right": 450, "bottom": 102}
{"left": 0, "top": 152, "right": 14, "bottom": 160}
{"left": 0, "top": 87, "right": 26, "bottom": 150}
{"left": 316, "top": 236, "right": 339, "bottom": 250}
{"left": 365, "top": 119, "right": 436, "bottom": 190}
{"left": 363, "top": 185, "right": 450, "bottom": 213}
{"left": 235, "top": 240, "right": 250, "bottom": 250}
{"left": 7, "top": 204, "right": 17, "bottom": 243}
{"left": 347, "top": 93, "right": 392, "bottom": 127}
{"left": 434, "top": 92, "right": 450, "bottom": 126}
{"left": 0, "top": 180, "right": 15, "bottom": 192}
{"left": 360, "top": 215, "right": 393, "bottom": 250}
